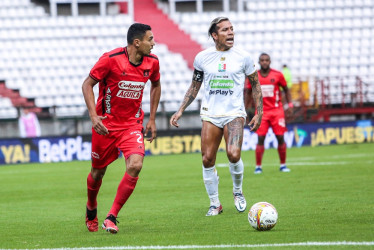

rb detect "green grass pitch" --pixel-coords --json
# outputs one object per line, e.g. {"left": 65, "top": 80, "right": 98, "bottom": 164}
{"left": 0, "top": 143, "right": 373, "bottom": 249}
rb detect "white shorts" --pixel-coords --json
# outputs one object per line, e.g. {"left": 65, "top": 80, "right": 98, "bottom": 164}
{"left": 201, "top": 115, "right": 246, "bottom": 128}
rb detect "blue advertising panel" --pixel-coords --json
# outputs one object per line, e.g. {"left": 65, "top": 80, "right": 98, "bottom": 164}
{"left": 0, "top": 135, "right": 92, "bottom": 165}
{"left": 242, "top": 119, "right": 374, "bottom": 150}
{"left": 0, "top": 120, "right": 373, "bottom": 165}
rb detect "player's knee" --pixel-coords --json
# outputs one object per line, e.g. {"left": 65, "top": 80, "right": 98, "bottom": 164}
{"left": 276, "top": 136, "right": 285, "bottom": 145}
{"left": 257, "top": 136, "right": 266, "bottom": 145}
{"left": 127, "top": 161, "right": 143, "bottom": 176}
{"left": 202, "top": 155, "right": 215, "bottom": 168}
{"left": 91, "top": 167, "right": 106, "bottom": 181}
{"left": 227, "top": 151, "right": 241, "bottom": 163}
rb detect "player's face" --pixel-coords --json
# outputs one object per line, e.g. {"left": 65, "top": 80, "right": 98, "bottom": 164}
{"left": 213, "top": 20, "right": 234, "bottom": 51}
{"left": 259, "top": 55, "right": 271, "bottom": 70}
{"left": 139, "top": 30, "right": 155, "bottom": 55}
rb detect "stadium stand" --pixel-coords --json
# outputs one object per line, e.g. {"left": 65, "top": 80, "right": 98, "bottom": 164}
{"left": 0, "top": 0, "right": 373, "bottom": 122}
{"left": 169, "top": 0, "right": 374, "bottom": 121}
{"left": 0, "top": 0, "right": 197, "bottom": 119}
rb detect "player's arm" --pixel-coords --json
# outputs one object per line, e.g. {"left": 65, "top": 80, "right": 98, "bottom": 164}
{"left": 144, "top": 79, "right": 161, "bottom": 143}
{"left": 283, "top": 84, "right": 292, "bottom": 106}
{"left": 279, "top": 73, "right": 293, "bottom": 117}
{"left": 244, "top": 79, "right": 255, "bottom": 120}
{"left": 247, "top": 71, "right": 263, "bottom": 132}
{"left": 170, "top": 69, "right": 203, "bottom": 128}
{"left": 282, "top": 84, "right": 293, "bottom": 117}
{"left": 82, "top": 75, "right": 108, "bottom": 135}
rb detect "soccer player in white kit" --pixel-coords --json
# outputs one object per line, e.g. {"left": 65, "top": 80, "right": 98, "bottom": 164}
{"left": 170, "top": 17, "right": 263, "bottom": 216}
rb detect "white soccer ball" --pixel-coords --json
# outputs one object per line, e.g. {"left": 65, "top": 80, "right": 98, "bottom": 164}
{"left": 248, "top": 202, "right": 278, "bottom": 231}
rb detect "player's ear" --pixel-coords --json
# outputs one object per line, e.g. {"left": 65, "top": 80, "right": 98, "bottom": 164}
{"left": 211, "top": 32, "right": 218, "bottom": 41}
{"left": 134, "top": 38, "right": 140, "bottom": 48}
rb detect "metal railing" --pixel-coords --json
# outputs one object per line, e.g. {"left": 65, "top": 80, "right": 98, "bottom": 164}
{"left": 49, "top": 0, "right": 133, "bottom": 18}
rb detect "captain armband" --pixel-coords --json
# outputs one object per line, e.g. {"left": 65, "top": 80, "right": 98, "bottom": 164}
{"left": 192, "top": 69, "right": 204, "bottom": 82}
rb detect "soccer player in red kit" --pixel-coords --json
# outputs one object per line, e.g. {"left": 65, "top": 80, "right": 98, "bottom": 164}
{"left": 245, "top": 53, "right": 293, "bottom": 174}
{"left": 82, "top": 23, "right": 161, "bottom": 234}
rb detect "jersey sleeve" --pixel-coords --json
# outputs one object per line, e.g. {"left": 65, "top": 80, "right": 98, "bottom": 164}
{"left": 89, "top": 53, "right": 110, "bottom": 82}
{"left": 244, "top": 54, "right": 256, "bottom": 76}
{"left": 193, "top": 52, "right": 203, "bottom": 72}
{"left": 278, "top": 72, "right": 287, "bottom": 88}
{"left": 150, "top": 59, "right": 161, "bottom": 82}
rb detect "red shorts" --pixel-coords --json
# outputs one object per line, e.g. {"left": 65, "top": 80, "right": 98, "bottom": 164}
{"left": 256, "top": 108, "right": 286, "bottom": 136}
{"left": 91, "top": 128, "right": 145, "bottom": 169}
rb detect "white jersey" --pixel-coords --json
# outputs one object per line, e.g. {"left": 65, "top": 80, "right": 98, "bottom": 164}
{"left": 194, "top": 46, "right": 256, "bottom": 117}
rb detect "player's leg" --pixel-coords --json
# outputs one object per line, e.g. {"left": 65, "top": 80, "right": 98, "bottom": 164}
{"left": 254, "top": 113, "right": 269, "bottom": 174}
{"left": 272, "top": 109, "right": 290, "bottom": 172}
{"left": 201, "top": 121, "right": 223, "bottom": 216}
{"left": 86, "top": 166, "right": 106, "bottom": 232}
{"left": 103, "top": 129, "right": 144, "bottom": 233}
{"left": 255, "top": 136, "right": 266, "bottom": 174}
{"left": 223, "top": 117, "right": 247, "bottom": 212}
{"left": 107, "top": 154, "right": 142, "bottom": 218}
{"left": 276, "top": 135, "right": 290, "bottom": 172}
{"left": 87, "top": 131, "right": 118, "bottom": 232}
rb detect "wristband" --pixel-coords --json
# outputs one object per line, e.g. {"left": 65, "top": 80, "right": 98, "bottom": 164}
{"left": 288, "top": 102, "right": 294, "bottom": 108}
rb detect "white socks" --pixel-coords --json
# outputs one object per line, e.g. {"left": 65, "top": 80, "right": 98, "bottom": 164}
{"left": 202, "top": 165, "right": 220, "bottom": 207}
{"left": 203, "top": 159, "right": 244, "bottom": 206}
{"left": 229, "top": 158, "right": 244, "bottom": 193}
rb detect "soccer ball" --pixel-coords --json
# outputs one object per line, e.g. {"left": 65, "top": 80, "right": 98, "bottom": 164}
{"left": 248, "top": 202, "right": 278, "bottom": 231}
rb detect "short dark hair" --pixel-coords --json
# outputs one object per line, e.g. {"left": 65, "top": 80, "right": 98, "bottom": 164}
{"left": 259, "top": 52, "right": 270, "bottom": 60}
{"left": 127, "top": 23, "right": 152, "bottom": 44}
{"left": 208, "top": 17, "right": 229, "bottom": 40}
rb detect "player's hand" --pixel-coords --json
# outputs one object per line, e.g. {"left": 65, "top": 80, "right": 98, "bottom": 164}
{"left": 170, "top": 111, "right": 182, "bottom": 128}
{"left": 285, "top": 107, "right": 293, "bottom": 119}
{"left": 144, "top": 119, "right": 157, "bottom": 143}
{"left": 92, "top": 116, "right": 109, "bottom": 135}
{"left": 248, "top": 114, "right": 262, "bottom": 132}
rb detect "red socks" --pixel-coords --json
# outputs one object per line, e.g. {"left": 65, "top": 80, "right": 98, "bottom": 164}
{"left": 277, "top": 143, "right": 287, "bottom": 164}
{"left": 255, "top": 145, "right": 265, "bottom": 166}
{"left": 87, "top": 173, "right": 102, "bottom": 210}
{"left": 108, "top": 172, "right": 139, "bottom": 217}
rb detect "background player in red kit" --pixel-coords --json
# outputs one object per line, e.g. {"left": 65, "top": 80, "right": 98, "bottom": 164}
{"left": 82, "top": 23, "right": 161, "bottom": 234}
{"left": 245, "top": 53, "right": 293, "bottom": 174}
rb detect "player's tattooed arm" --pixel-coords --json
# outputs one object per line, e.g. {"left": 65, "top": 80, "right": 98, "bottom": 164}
{"left": 179, "top": 79, "right": 202, "bottom": 111}
{"left": 248, "top": 71, "right": 263, "bottom": 116}
{"left": 170, "top": 69, "right": 203, "bottom": 128}
{"left": 227, "top": 118, "right": 244, "bottom": 147}
{"left": 247, "top": 71, "right": 263, "bottom": 131}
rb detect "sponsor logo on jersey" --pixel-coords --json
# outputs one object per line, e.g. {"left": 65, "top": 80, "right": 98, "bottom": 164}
{"left": 209, "top": 89, "right": 234, "bottom": 96}
{"left": 105, "top": 88, "right": 112, "bottom": 114}
{"left": 117, "top": 90, "right": 141, "bottom": 99}
{"left": 261, "top": 85, "right": 275, "bottom": 97}
{"left": 209, "top": 79, "right": 234, "bottom": 89}
{"left": 117, "top": 81, "right": 144, "bottom": 99}
{"left": 118, "top": 81, "right": 145, "bottom": 90}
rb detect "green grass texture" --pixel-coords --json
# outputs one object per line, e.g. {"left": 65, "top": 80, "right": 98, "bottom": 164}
{"left": 0, "top": 143, "right": 373, "bottom": 249}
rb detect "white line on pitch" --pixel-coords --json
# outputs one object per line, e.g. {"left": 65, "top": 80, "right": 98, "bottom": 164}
{"left": 17, "top": 241, "right": 374, "bottom": 250}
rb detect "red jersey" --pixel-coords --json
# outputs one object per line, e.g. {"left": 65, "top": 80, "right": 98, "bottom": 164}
{"left": 89, "top": 47, "right": 160, "bottom": 131}
{"left": 246, "top": 69, "right": 286, "bottom": 111}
